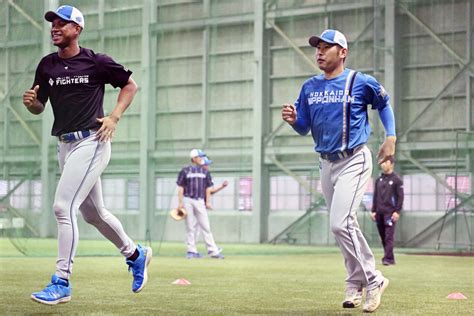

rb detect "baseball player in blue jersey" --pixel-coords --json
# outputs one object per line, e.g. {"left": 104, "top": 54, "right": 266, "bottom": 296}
{"left": 177, "top": 149, "right": 224, "bottom": 259}
{"left": 22, "top": 5, "right": 151, "bottom": 305}
{"left": 282, "top": 29, "right": 396, "bottom": 312}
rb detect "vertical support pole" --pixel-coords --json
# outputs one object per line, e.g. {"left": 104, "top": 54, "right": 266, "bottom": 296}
{"left": 201, "top": 0, "right": 210, "bottom": 147}
{"left": 39, "top": 0, "right": 58, "bottom": 237}
{"left": 139, "top": 0, "right": 157, "bottom": 241}
{"left": 373, "top": 0, "right": 383, "bottom": 79}
{"left": 372, "top": 0, "right": 383, "bottom": 175}
{"left": 384, "top": 0, "right": 400, "bottom": 173}
{"left": 3, "top": 2, "right": 10, "bottom": 178}
{"left": 252, "top": 0, "right": 270, "bottom": 242}
{"left": 466, "top": 0, "right": 474, "bottom": 213}
{"left": 98, "top": 0, "right": 105, "bottom": 52}
{"left": 467, "top": 0, "right": 473, "bottom": 132}
{"left": 384, "top": 0, "right": 399, "bottom": 115}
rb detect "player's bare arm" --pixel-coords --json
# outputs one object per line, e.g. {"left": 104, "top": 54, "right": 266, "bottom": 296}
{"left": 211, "top": 180, "right": 228, "bottom": 195}
{"left": 96, "top": 77, "right": 138, "bottom": 142}
{"left": 205, "top": 187, "right": 213, "bottom": 209}
{"left": 281, "top": 103, "right": 296, "bottom": 124}
{"left": 23, "top": 85, "right": 45, "bottom": 115}
{"left": 377, "top": 135, "right": 396, "bottom": 164}
{"left": 177, "top": 186, "right": 185, "bottom": 209}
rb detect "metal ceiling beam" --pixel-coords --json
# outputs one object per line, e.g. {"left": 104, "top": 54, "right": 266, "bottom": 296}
{"left": 265, "top": 0, "right": 373, "bottom": 20}
{"left": 151, "top": 14, "right": 254, "bottom": 33}
{"left": 266, "top": 19, "right": 320, "bottom": 73}
{"left": 0, "top": 56, "right": 42, "bottom": 146}
{"left": 398, "top": 2, "right": 467, "bottom": 68}
{"left": 4, "top": 135, "right": 474, "bottom": 165}
{"left": 150, "top": 0, "right": 373, "bottom": 33}
{"left": 399, "top": 61, "right": 472, "bottom": 139}
{"left": 400, "top": 151, "right": 456, "bottom": 195}
{"left": 7, "top": 0, "right": 42, "bottom": 31}
{"left": 268, "top": 156, "right": 311, "bottom": 192}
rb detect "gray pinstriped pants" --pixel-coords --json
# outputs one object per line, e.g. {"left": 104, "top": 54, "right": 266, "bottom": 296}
{"left": 183, "top": 197, "right": 219, "bottom": 254}
{"left": 320, "top": 145, "right": 384, "bottom": 290}
{"left": 54, "top": 133, "right": 135, "bottom": 279}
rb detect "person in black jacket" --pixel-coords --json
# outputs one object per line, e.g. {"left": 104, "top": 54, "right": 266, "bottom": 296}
{"left": 371, "top": 156, "right": 404, "bottom": 265}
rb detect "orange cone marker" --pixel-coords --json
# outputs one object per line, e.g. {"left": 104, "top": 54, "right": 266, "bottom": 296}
{"left": 172, "top": 278, "right": 191, "bottom": 285}
{"left": 446, "top": 292, "right": 467, "bottom": 300}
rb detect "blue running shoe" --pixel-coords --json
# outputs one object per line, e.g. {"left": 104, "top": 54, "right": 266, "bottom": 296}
{"left": 31, "top": 275, "right": 71, "bottom": 305}
{"left": 126, "top": 244, "right": 152, "bottom": 293}
{"left": 186, "top": 251, "right": 202, "bottom": 259}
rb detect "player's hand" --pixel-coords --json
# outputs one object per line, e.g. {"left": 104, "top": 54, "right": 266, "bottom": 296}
{"left": 222, "top": 180, "right": 229, "bottom": 188}
{"left": 391, "top": 211, "right": 400, "bottom": 222}
{"left": 282, "top": 103, "right": 297, "bottom": 125}
{"left": 377, "top": 136, "right": 396, "bottom": 164}
{"left": 370, "top": 212, "right": 377, "bottom": 221}
{"left": 23, "top": 85, "right": 39, "bottom": 107}
{"left": 206, "top": 202, "right": 213, "bottom": 210}
{"left": 96, "top": 115, "right": 119, "bottom": 142}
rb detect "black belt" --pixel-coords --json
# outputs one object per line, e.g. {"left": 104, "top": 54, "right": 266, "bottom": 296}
{"left": 59, "top": 129, "right": 96, "bottom": 143}
{"left": 320, "top": 145, "right": 364, "bottom": 162}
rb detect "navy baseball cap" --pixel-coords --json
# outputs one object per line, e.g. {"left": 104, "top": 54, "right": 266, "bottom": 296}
{"left": 309, "top": 29, "right": 348, "bottom": 49}
{"left": 45, "top": 5, "right": 85, "bottom": 29}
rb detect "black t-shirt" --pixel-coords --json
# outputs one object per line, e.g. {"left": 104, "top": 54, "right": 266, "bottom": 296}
{"left": 33, "top": 47, "right": 132, "bottom": 136}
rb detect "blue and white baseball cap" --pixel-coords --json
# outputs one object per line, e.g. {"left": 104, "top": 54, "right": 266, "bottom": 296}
{"left": 45, "top": 5, "right": 85, "bottom": 29}
{"left": 309, "top": 29, "right": 347, "bottom": 49}
{"left": 189, "top": 149, "right": 206, "bottom": 159}
{"left": 201, "top": 156, "right": 213, "bottom": 166}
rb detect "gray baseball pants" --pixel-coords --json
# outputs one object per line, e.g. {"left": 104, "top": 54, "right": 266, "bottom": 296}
{"left": 54, "top": 132, "right": 135, "bottom": 279}
{"left": 320, "top": 145, "right": 384, "bottom": 290}
{"left": 183, "top": 197, "right": 219, "bottom": 254}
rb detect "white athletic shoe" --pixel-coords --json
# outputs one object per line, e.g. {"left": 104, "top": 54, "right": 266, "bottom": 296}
{"left": 363, "top": 277, "right": 389, "bottom": 313}
{"left": 342, "top": 287, "right": 363, "bottom": 308}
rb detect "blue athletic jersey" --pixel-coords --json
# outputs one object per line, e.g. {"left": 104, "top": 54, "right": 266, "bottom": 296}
{"left": 291, "top": 68, "right": 391, "bottom": 154}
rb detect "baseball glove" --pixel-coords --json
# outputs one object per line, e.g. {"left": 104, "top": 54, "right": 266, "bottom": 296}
{"left": 170, "top": 207, "right": 187, "bottom": 221}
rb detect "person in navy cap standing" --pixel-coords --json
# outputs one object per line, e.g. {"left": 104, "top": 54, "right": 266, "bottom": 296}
{"left": 282, "top": 29, "right": 397, "bottom": 312}
{"left": 176, "top": 149, "right": 224, "bottom": 259}
{"left": 23, "top": 5, "right": 151, "bottom": 305}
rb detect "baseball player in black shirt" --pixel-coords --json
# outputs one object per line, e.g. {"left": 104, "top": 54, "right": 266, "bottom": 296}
{"left": 23, "top": 5, "right": 151, "bottom": 305}
{"left": 371, "top": 156, "right": 404, "bottom": 265}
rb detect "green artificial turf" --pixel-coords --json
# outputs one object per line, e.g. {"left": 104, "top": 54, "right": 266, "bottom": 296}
{"left": 0, "top": 238, "right": 472, "bottom": 315}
